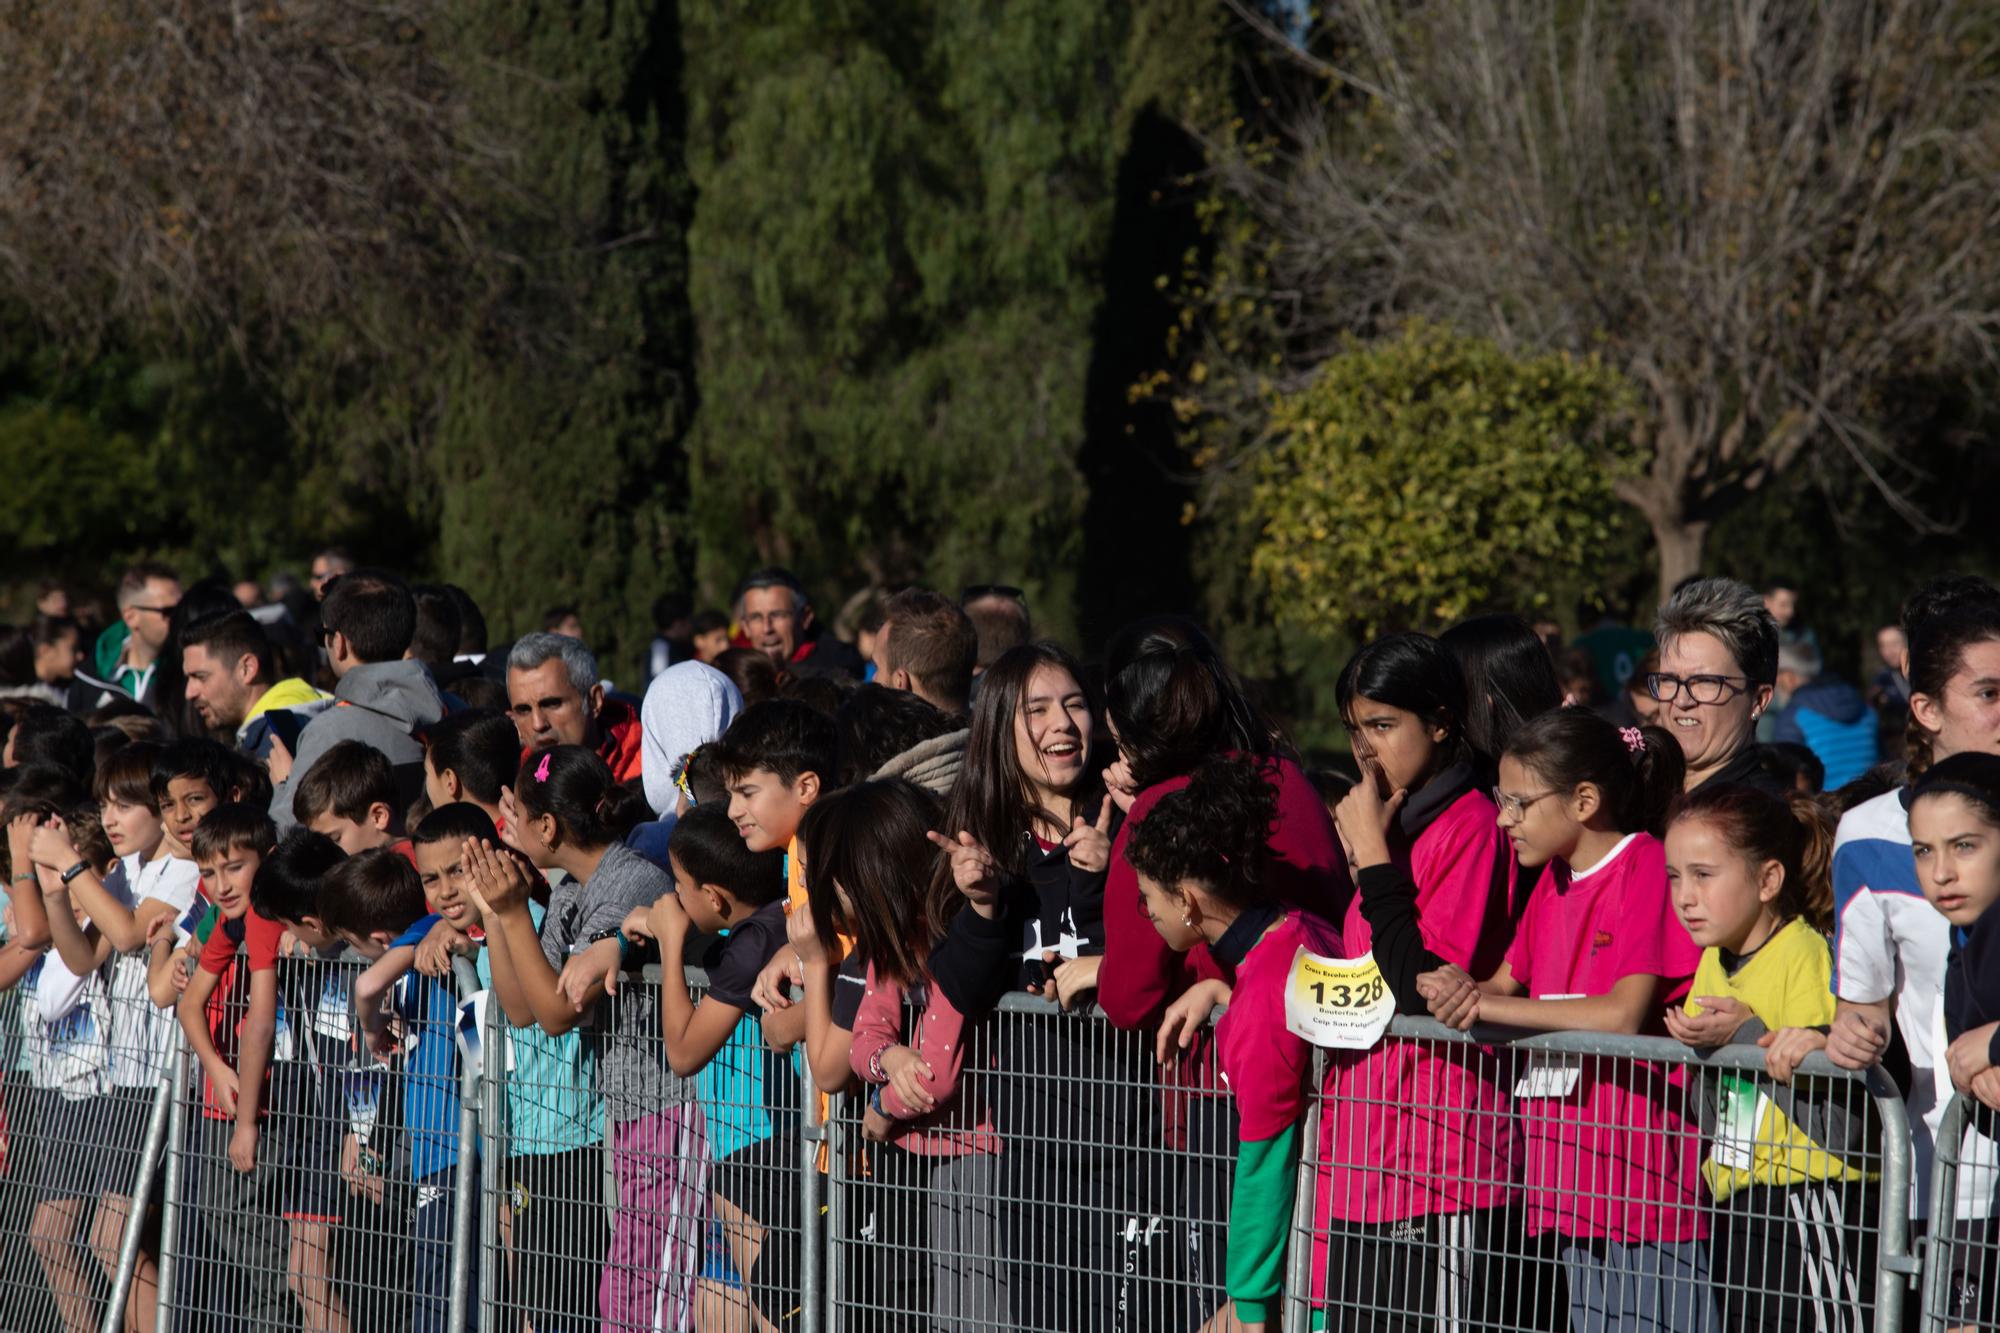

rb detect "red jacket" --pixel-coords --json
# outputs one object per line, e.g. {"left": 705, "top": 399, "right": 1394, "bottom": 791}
{"left": 595, "top": 697, "right": 644, "bottom": 784}
{"left": 1099, "top": 754, "right": 1352, "bottom": 1030}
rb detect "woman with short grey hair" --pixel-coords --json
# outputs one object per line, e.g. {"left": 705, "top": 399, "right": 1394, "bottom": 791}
{"left": 1650, "top": 577, "right": 1787, "bottom": 794}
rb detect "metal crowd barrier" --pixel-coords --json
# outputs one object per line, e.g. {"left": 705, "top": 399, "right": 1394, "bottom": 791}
{"left": 22, "top": 956, "right": 1991, "bottom": 1333}
{"left": 1286, "top": 1017, "right": 1915, "bottom": 1333}
{"left": 1918, "top": 1091, "right": 2000, "bottom": 1332}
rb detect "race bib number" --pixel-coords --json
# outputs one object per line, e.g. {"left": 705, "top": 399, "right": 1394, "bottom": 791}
{"left": 1711, "top": 1073, "right": 1770, "bottom": 1171}
{"left": 1284, "top": 948, "right": 1395, "bottom": 1050}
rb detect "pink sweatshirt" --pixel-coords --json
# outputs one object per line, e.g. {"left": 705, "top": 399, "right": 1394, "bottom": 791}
{"left": 1101, "top": 755, "right": 1351, "bottom": 1030}
{"left": 849, "top": 962, "right": 1001, "bottom": 1157}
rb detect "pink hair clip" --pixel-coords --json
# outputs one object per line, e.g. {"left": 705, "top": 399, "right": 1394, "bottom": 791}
{"left": 1620, "top": 726, "right": 1646, "bottom": 755}
{"left": 533, "top": 754, "right": 552, "bottom": 783}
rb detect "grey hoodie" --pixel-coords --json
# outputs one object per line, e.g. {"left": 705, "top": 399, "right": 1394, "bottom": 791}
{"left": 270, "top": 658, "right": 447, "bottom": 831}
{"left": 639, "top": 660, "right": 744, "bottom": 816}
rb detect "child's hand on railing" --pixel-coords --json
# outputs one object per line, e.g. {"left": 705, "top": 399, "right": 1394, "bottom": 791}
{"left": 751, "top": 946, "right": 804, "bottom": 1013}
{"left": 879, "top": 1045, "right": 935, "bottom": 1114}
{"left": 1417, "top": 966, "right": 1479, "bottom": 1031}
{"left": 1826, "top": 1005, "right": 1890, "bottom": 1070}
{"left": 559, "top": 938, "right": 623, "bottom": 1009}
{"left": 1759, "top": 1026, "right": 1828, "bottom": 1083}
{"left": 413, "top": 918, "right": 468, "bottom": 979}
{"left": 1663, "top": 995, "right": 1750, "bottom": 1048}
{"left": 1156, "top": 979, "right": 1230, "bottom": 1067}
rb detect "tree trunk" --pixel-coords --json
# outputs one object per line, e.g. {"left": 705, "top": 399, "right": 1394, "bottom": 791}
{"left": 1650, "top": 513, "right": 1709, "bottom": 602}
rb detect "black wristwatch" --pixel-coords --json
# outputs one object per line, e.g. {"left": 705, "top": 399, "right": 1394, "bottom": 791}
{"left": 59, "top": 859, "right": 91, "bottom": 886}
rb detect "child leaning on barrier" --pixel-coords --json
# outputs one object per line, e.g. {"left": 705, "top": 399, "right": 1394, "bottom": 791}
{"left": 249, "top": 828, "right": 374, "bottom": 1333}
{"left": 6, "top": 780, "right": 122, "bottom": 1333}
{"left": 569, "top": 802, "right": 792, "bottom": 1329}
{"left": 174, "top": 803, "right": 301, "bottom": 1331}
{"left": 472, "top": 745, "right": 703, "bottom": 1333}
{"left": 1664, "top": 784, "right": 1877, "bottom": 1333}
{"left": 420, "top": 802, "right": 606, "bottom": 1333}
{"left": 1426, "top": 709, "right": 1717, "bottom": 1332}
{"left": 1323, "top": 633, "right": 1532, "bottom": 1327}
{"left": 831, "top": 778, "right": 1018, "bottom": 1332}
{"left": 1125, "top": 755, "right": 1338, "bottom": 1333}
{"left": 318, "top": 845, "right": 473, "bottom": 1333}
{"left": 1904, "top": 753, "right": 2000, "bottom": 1329}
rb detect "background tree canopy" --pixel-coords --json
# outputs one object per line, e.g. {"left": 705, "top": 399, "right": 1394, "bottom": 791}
{"left": 2, "top": 0, "right": 1996, "bottom": 736}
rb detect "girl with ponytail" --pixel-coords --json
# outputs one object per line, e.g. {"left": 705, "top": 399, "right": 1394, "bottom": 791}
{"left": 1664, "top": 784, "right": 1875, "bottom": 1333}
{"left": 1828, "top": 574, "right": 2000, "bottom": 1231}
{"left": 466, "top": 745, "right": 701, "bottom": 1333}
{"left": 1126, "top": 756, "right": 1342, "bottom": 1333}
{"left": 1426, "top": 709, "right": 1715, "bottom": 1327}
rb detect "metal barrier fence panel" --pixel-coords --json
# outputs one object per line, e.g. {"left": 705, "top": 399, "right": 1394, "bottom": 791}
{"left": 1918, "top": 1092, "right": 2000, "bottom": 1333}
{"left": 13, "top": 924, "right": 1992, "bottom": 1333}
{"left": 823, "top": 989, "right": 1235, "bottom": 1333}
{"left": 0, "top": 926, "right": 179, "bottom": 1333}
{"left": 1288, "top": 1019, "right": 1914, "bottom": 1333}
{"left": 476, "top": 962, "right": 815, "bottom": 1333}
{"left": 154, "top": 939, "right": 478, "bottom": 1333}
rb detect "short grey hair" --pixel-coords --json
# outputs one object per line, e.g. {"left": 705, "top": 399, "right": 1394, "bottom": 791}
{"left": 1655, "top": 577, "right": 1780, "bottom": 686}
{"left": 1777, "top": 639, "right": 1823, "bottom": 679}
{"left": 507, "top": 631, "right": 599, "bottom": 696}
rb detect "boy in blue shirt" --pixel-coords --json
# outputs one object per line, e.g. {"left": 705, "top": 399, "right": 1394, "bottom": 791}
{"left": 319, "top": 847, "right": 475, "bottom": 1332}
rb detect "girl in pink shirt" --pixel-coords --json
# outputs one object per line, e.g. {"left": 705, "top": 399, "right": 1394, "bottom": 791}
{"left": 1326, "top": 633, "right": 1534, "bottom": 1330}
{"left": 1428, "top": 709, "right": 1717, "bottom": 1332}
{"left": 1126, "top": 755, "right": 1342, "bottom": 1333}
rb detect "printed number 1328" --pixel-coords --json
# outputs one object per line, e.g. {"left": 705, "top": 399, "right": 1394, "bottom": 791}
{"left": 1309, "top": 978, "right": 1384, "bottom": 1008}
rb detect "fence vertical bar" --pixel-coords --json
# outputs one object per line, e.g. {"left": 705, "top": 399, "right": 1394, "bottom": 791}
{"left": 1281, "top": 1049, "right": 1325, "bottom": 1333}
{"left": 798, "top": 1055, "right": 825, "bottom": 1333}
{"left": 100, "top": 1066, "right": 176, "bottom": 1333}
{"left": 152, "top": 1042, "right": 188, "bottom": 1330}
{"left": 822, "top": 1090, "right": 846, "bottom": 1333}
{"left": 448, "top": 957, "right": 483, "bottom": 1333}
{"left": 1869, "top": 1063, "right": 1916, "bottom": 1333}
{"left": 477, "top": 976, "right": 504, "bottom": 1333}
{"left": 1918, "top": 1094, "right": 1970, "bottom": 1332}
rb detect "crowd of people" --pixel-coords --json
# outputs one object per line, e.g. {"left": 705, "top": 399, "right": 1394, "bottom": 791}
{"left": 0, "top": 555, "right": 1995, "bottom": 1333}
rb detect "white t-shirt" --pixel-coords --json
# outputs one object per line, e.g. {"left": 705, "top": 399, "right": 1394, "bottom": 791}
{"left": 27, "top": 934, "right": 110, "bottom": 1101}
{"left": 1832, "top": 787, "right": 1950, "bottom": 1217}
{"left": 108, "top": 852, "right": 203, "bottom": 1088}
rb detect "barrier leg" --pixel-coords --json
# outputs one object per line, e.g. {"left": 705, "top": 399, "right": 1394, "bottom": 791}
{"left": 99, "top": 1072, "right": 174, "bottom": 1333}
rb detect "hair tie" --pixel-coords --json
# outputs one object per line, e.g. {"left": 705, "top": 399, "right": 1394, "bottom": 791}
{"left": 1620, "top": 726, "right": 1646, "bottom": 755}
{"left": 533, "top": 753, "right": 552, "bottom": 783}
{"left": 595, "top": 794, "right": 609, "bottom": 816}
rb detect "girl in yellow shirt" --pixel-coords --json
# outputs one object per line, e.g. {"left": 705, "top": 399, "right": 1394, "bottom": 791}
{"left": 1665, "top": 783, "right": 1877, "bottom": 1333}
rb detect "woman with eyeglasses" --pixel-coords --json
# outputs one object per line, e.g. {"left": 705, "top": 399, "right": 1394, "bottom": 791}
{"left": 1324, "top": 633, "right": 1548, "bottom": 1331}
{"left": 1647, "top": 578, "right": 1787, "bottom": 796}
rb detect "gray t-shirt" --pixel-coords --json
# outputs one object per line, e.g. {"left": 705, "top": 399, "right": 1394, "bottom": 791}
{"left": 541, "top": 841, "right": 691, "bottom": 1121}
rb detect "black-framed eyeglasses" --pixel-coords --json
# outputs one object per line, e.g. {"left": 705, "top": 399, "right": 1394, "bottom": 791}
{"left": 960, "top": 584, "right": 1025, "bottom": 605}
{"left": 1646, "top": 672, "right": 1752, "bottom": 705}
{"left": 129, "top": 603, "right": 179, "bottom": 617}
{"left": 1492, "top": 787, "right": 1559, "bottom": 821}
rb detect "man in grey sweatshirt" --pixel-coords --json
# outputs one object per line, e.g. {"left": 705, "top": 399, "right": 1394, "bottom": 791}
{"left": 269, "top": 571, "right": 445, "bottom": 832}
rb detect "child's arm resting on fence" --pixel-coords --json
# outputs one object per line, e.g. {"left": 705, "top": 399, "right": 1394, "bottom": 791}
{"left": 655, "top": 896, "right": 741, "bottom": 1077}
{"left": 177, "top": 959, "right": 236, "bottom": 1113}
{"left": 232, "top": 967, "right": 279, "bottom": 1169}
{"left": 353, "top": 946, "right": 417, "bottom": 1057}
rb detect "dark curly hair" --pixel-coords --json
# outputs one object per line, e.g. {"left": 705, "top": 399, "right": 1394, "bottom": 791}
{"left": 1122, "top": 756, "right": 1277, "bottom": 906}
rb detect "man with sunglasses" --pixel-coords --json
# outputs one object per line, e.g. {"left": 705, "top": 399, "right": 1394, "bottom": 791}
{"left": 97, "top": 560, "right": 184, "bottom": 707}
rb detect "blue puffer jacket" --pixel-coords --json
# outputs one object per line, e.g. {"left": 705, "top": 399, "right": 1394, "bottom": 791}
{"left": 1772, "top": 674, "right": 1878, "bottom": 791}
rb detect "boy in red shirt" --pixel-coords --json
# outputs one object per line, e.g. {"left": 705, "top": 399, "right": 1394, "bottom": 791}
{"left": 175, "top": 805, "right": 299, "bottom": 1329}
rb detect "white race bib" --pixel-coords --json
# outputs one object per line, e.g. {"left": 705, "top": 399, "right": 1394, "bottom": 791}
{"left": 1711, "top": 1073, "right": 1771, "bottom": 1170}
{"left": 1284, "top": 948, "right": 1396, "bottom": 1050}
{"left": 1514, "top": 1055, "right": 1582, "bottom": 1099}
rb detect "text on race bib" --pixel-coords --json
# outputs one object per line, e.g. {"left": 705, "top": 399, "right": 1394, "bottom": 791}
{"left": 1284, "top": 948, "right": 1396, "bottom": 1050}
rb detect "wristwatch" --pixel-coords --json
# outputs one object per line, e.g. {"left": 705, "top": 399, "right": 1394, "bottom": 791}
{"left": 59, "top": 859, "right": 90, "bottom": 886}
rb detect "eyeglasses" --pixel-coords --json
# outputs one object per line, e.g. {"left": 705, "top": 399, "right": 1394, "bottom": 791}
{"left": 1492, "top": 787, "right": 1559, "bottom": 821}
{"left": 960, "top": 584, "right": 1025, "bottom": 604}
{"left": 128, "top": 603, "right": 179, "bottom": 616}
{"left": 1645, "top": 672, "right": 1752, "bottom": 705}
